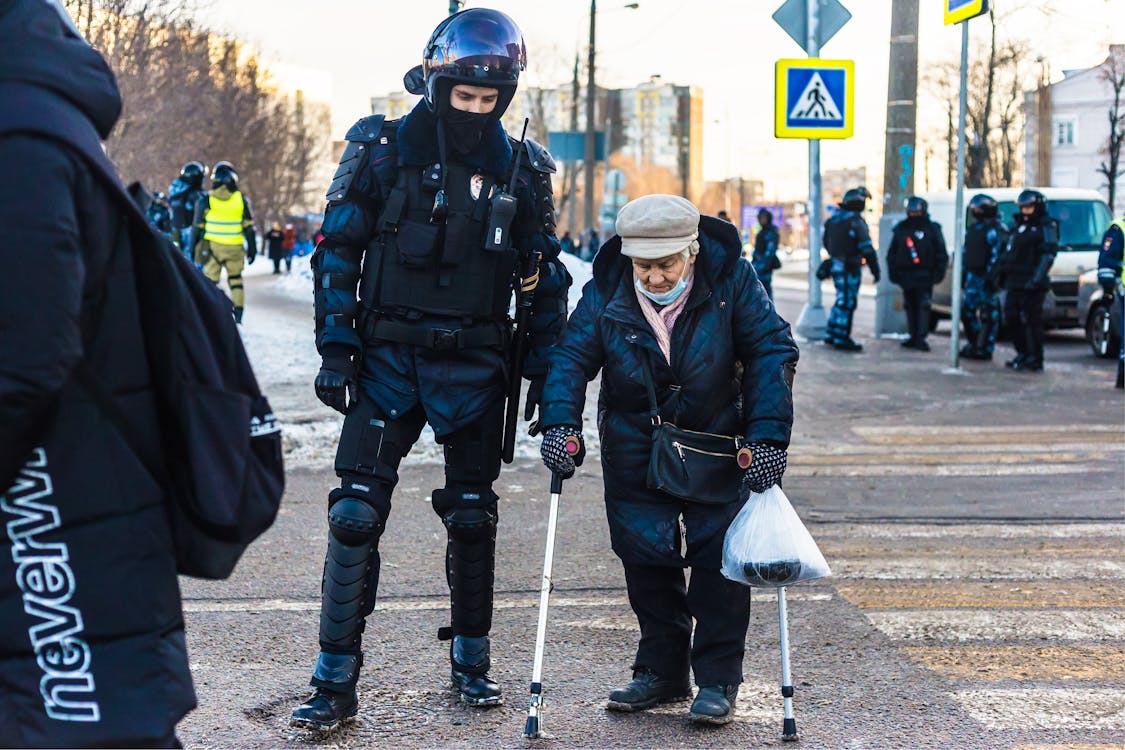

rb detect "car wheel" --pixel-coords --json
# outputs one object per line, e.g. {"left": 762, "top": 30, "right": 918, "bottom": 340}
{"left": 1086, "top": 302, "right": 1113, "bottom": 358}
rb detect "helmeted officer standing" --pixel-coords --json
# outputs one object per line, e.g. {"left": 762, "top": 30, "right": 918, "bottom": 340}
{"left": 190, "top": 160, "right": 257, "bottom": 323}
{"left": 960, "top": 193, "right": 1009, "bottom": 360}
{"left": 1097, "top": 212, "right": 1125, "bottom": 388}
{"left": 887, "top": 196, "right": 948, "bottom": 352}
{"left": 146, "top": 189, "right": 173, "bottom": 236}
{"left": 168, "top": 160, "right": 207, "bottom": 259}
{"left": 998, "top": 189, "right": 1058, "bottom": 372}
{"left": 290, "top": 8, "right": 570, "bottom": 732}
{"left": 751, "top": 207, "right": 780, "bottom": 299}
{"left": 823, "top": 186, "right": 880, "bottom": 351}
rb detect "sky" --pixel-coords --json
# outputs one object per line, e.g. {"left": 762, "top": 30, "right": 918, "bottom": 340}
{"left": 205, "top": 0, "right": 1125, "bottom": 200}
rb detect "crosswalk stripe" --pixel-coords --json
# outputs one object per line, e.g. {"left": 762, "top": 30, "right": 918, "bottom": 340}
{"left": 788, "top": 462, "right": 1111, "bottom": 477}
{"left": 903, "top": 646, "right": 1125, "bottom": 680}
{"left": 817, "top": 523, "right": 1123, "bottom": 540}
{"left": 794, "top": 441, "right": 1125, "bottom": 456}
{"left": 952, "top": 688, "right": 1125, "bottom": 730}
{"left": 835, "top": 581, "right": 1125, "bottom": 609}
{"left": 791, "top": 451, "right": 1112, "bottom": 465}
{"left": 864, "top": 609, "right": 1125, "bottom": 642}
{"left": 829, "top": 557, "right": 1124, "bottom": 580}
{"left": 851, "top": 423, "right": 1122, "bottom": 437}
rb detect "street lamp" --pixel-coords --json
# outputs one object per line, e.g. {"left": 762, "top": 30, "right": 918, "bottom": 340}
{"left": 584, "top": 1, "right": 639, "bottom": 233}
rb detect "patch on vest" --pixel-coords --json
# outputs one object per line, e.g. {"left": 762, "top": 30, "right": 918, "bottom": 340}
{"left": 471, "top": 173, "right": 484, "bottom": 201}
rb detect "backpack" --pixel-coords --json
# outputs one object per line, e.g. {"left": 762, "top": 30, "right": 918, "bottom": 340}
{"left": 0, "top": 83, "right": 284, "bottom": 580}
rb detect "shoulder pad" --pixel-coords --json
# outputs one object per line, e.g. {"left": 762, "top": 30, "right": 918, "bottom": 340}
{"left": 517, "top": 137, "right": 557, "bottom": 174}
{"left": 345, "top": 114, "right": 387, "bottom": 143}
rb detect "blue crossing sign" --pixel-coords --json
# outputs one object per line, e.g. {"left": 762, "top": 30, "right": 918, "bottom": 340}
{"left": 774, "top": 58, "right": 854, "bottom": 139}
{"left": 944, "top": 0, "right": 988, "bottom": 25}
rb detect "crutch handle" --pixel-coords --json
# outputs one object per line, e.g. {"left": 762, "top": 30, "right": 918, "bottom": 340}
{"left": 550, "top": 472, "right": 563, "bottom": 494}
{"left": 563, "top": 434, "right": 582, "bottom": 456}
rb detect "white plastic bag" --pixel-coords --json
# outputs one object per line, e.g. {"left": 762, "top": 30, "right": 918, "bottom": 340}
{"left": 721, "top": 486, "right": 831, "bottom": 587}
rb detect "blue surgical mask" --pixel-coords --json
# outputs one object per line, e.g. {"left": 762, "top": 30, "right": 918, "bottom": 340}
{"left": 636, "top": 267, "right": 691, "bottom": 305}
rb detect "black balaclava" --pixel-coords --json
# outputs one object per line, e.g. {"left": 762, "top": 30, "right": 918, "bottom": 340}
{"left": 442, "top": 107, "right": 492, "bottom": 156}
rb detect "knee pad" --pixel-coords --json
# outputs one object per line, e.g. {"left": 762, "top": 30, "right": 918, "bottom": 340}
{"left": 434, "top": 487, "right": 498, "bottom": 542}
{"left": 328, "top": 489, "right": 387, "bottom": 546}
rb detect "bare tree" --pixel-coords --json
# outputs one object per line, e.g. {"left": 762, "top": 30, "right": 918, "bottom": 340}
{"left": 1098, "top": 46, "right": 1125, "bottom": 214}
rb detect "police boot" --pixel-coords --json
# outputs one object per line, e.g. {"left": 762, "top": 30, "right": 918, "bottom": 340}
{"left": 1116, "top": 360, "right": 1123, "bottom": 389}
{"left": 291, "top": 682, "right": 359, "bottom": 732}
{"left": 1004, "top": 354, "right": 1026, "bottom": 369}
{"left": 834, "top": 337, "right": 863, "bottom": 352}
{"left": 233, "top": 305, "right": 244, "bottom": 324}
{"left": 689, "top": 684, "right": 740, "bottom": 726}
{"left": 450, "top": 635, "right": 503, "bottom": 706}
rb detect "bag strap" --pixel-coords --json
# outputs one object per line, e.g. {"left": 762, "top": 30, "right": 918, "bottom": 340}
{"left": 638, "top": 351, "right": 662, "bottom": 427}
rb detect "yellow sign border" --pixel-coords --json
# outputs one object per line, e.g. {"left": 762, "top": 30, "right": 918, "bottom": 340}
{"left": 944, "top": 0, "right": 987, "bottom": 25}
{"left": 774, "top": 58, "right": 855, "bottom": 140}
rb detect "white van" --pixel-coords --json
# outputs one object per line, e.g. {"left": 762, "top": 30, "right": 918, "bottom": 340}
{"left": 921, "top": 187, "right": 1112, "bottom": 329}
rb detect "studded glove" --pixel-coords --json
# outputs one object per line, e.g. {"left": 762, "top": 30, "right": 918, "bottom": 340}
{"left": 743, "top": 441, "right": 788, "bottom": 494}
{"left": 540, "top": 426, "right": 585, "bottom": 479}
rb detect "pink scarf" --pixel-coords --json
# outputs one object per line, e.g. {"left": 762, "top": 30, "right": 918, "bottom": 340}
{"left": 634, "top": 272, "right": 696, "bottom": 364}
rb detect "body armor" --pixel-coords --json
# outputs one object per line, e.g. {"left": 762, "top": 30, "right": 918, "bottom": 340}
{"left": 963, "top": 220, "right": 1002, "bottom": 274}
{"left": 824, "top": 212, "right": 865, "bottom": 262}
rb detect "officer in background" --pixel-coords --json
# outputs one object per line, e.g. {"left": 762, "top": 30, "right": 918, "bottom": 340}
{"left": 290, "top": 8, "right": 570, "bottom": 732}
{"left": 168, "top": 160, "right": 207, "bottom": 259}
{"left": 190, "top": 160, "right": 257, "bottom": 323}
{"left": 751, "top": 207, "right": 780, "bottom": 299}
{"left": 823, "top": 186, "right": 880, "bottom": 351}
{"left": 960, "top": 194, "right": 1008, "bottom": 360}
{"left": 145, "top": 189, "right": 173, "bottom": 235}
{"left": 998, "top": 189, "right": 1058, "bottom": 372}
{"left": 1097, "top": 212, "right": 1125, "bottom": 388}
{"left": 887, "top": 196, "right": 948, "bottom": 352}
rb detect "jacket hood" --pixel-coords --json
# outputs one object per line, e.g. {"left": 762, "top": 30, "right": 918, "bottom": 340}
{"left": 592, "top": 214, "right": 743, "bottom": 297}
{"left": 0, "top": 0, "right": 121, "bottom": 139}
{"left": 396, "top": 99, "right": 512, "bottom": 177}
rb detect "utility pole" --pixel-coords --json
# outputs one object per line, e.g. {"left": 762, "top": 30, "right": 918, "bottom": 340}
{"left": 794, "top": 0, "right": 826, "bottom": 340}
{"left": 948, "top": 19, "right": 970, "bottom": 370}
{"left": 584, "top": 0, "right": 597, "bottom": 233}
{"left": 875, "top": 0, "right": 919, "bottom": 336}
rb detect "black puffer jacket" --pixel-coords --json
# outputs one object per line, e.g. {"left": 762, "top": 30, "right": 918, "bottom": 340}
{"left": 0, "top": 2, "right": 195, "bottom": 746}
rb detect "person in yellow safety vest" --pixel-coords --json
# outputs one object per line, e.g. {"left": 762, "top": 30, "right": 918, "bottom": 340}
{"left": 1096, "top": 214, "right": 1125, "bottom": 388}
{"left": 190, "top": 161, "right": 257, "bottom": 322}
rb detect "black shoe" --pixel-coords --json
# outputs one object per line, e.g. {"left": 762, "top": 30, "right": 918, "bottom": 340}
{"left": 689, "top": 685, "right": 739, "bottom": 725}
{"left": 290, "top": 687, "right": 358, "bottom": 732}
{"left": 1013, "top": 357, "right": 1043, "bottom": 372}
{"left": 233, "top": 306, "right": 244, "bottom": 324}
{"left": 901, "top": 338, "right": 918, "bottom": 349}
{"left": 915, "top": 339, "right": 931, "bottom": 352}
{"left": 450, "top": 635, "right": 502, "bottom": 706}
{"left": 451, "top": 667, "right": 503, "bottom": 706}
{"left": 833, "top": 337, "right": 863, "bottom": 352}
{"left": 960, "top": 346, "right": 991, "bottom": 361}
{"left": 606, "top": 669, "right": 692, "bottom": 712}
{"left": 1004, "top": 354, "right": 1025, "bottom": 369}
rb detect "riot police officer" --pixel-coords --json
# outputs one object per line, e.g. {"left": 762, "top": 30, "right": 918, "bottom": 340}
{"left": 168, "top": 160, "right": 207, "bottom": 259}
{"left": 751, "top": 207, "right": 780, "bottom": 299}
{"left": 887, "top": 196, "right": 948, "bottom": 352}
{"left": 290, "top": 9, "right": 570, "bottom": 732}
{"left": 145, "top": 189, "right": 172, "bottom": 235}
{"left": 190, "top": 161, "right": 257, "bottom": 323}
{"left": 823, "top": 186, "right": 880, "bottom": 351}
{"left": 998, "top": 189, "right": 1058, "bottom": 372}
{"left": 960, "top": 194, "right": 1009, "bottom": 360}
{"left": 1097, "top": 213, "right": 1125, "bottom": 387}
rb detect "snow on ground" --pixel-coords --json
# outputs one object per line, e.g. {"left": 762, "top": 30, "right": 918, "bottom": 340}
{"left": 241, "top": 250, "right": 600, "bottom": 468}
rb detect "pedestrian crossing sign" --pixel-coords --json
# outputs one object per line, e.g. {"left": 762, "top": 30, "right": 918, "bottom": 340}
{"left": 944, "top": 0, "right": 988, "bottom": 25}
{"left": 775, "top": 58, "right": 854, "bottom": 140}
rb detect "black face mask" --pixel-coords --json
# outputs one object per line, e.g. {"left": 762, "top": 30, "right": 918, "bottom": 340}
{"left": 442, "top": 109, "right": 491, "bottom": 155}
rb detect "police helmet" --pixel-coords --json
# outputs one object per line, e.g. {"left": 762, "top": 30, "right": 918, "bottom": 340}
{"left": 842, "top": 187, "right": 869, "bottom": 212}
{"left": 968, "top": 193, "right": 998, "bottom": 218}
{"left": 212, "top": 161, "right": 238, "bottom": 191}
{"left": 179, "top": 161, "right": 207, "bottom": 190}
{"left": 406, "top": 8, "right": 526, "bottom": 120}
{"left": 1016, "top": 189, "right": 1046, "bottom": 214}
{"left": 905, "top": 195, "right": 928, "bottom": 215}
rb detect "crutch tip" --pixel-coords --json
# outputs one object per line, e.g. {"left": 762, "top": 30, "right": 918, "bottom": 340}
{"left": 523, "top": 715, "right": 540, "bottom": 739}
{"left": 782, "top": 717, "right": 799, "bottom": 741}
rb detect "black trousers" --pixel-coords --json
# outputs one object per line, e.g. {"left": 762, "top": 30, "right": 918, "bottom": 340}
{"left": 623, "top": 563, "right": 752, "bottom": 687}
{"left": 902, "top": 286, "right": 933, "bottom": 343}
{"left": 1004, "top": 288, "right": 1047, "bottom": 362}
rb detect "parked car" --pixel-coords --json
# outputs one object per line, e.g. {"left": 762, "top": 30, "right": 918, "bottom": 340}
{"left": 1077, "top": 269, "right": 1123, "bottom": 358}
{"left": 922, "top": 187, "right": 1112, "bottom": 331}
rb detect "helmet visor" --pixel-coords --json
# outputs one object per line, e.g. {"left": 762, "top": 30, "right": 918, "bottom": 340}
{"left": 426, "top": 11, "right": 526, "bottom": 84}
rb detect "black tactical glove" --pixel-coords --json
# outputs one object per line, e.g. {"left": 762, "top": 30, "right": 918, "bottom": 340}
{"left": 524, "top": 376, "right": 545, "bottom": 422}
{"left": 540, "top": 426, "right": 585, "bottom": 479}
{"left": 245, "top": 227, "right": 258, "bottom": 264}
{"left": 246, "top": 246, "right": 257, "bottom": 265}
{"left": 1101, "top": 278, "right": 1118, "bottom": 296}
{"left": 864, "top": 253, "right": 881, "bottom": 283}
{"left": 742, "top": 441, "right": 788, "bottom": 494}
{"left": 314, "top": 362, "right": 355, "bottom": 415}
{"left": 815, "top": 258, "right": 832, "bottom": 281}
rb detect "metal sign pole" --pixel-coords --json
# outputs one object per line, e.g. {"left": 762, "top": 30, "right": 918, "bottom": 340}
{"left": 795, "top": 0, "right": 826, "bottom": 340}
{"left": 949, "top": 19, "right": 969, "bottom": 370}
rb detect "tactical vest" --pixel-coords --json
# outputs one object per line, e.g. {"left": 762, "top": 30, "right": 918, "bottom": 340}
{"left": 824, "top": 212, "right": 862, "bottom": 261}
{"left": 361, "top": 160, "right": 516, "bottom": 321}
{"left": 963, "top": 220, "right": 998, "bottom": 273}
{"left": 891, "top": 220, "right": 941, "bottom": 271}
{"left": 203, "top": 190, "right": 246, "bottom": 245}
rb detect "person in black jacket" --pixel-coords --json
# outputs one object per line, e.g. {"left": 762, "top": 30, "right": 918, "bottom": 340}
{"left": 823, "top": 187, "right": 880, "bottom": 351}
{"left": 539, "top": 194, "right": 799, "bottom": 726}
{"left": 291, "top": 8, "right": 571, "bottom": 731}
{"left": 999, "top": 190, "right": 1058, "bottom": 372}
{"left": 960, "top": 194, "right": 1008, "bottom": 360}
{"left": 886, "top": 196, "right": 948, "bottom": 352}
{"left": 0, "top": 1, "right": 195, "bottom": 746}
{"left": 266, "top": 221, "right": 285, "bottom": 274}
{"left": 750, "top": 208, "right": 780, "bottom": 299}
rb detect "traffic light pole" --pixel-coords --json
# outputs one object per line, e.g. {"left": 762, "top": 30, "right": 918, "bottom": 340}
{"left": 795, "top": 0, "right": 827, "bottom": 340}
{"left": 948, "top": 19, "right": 969, "bottom": 371}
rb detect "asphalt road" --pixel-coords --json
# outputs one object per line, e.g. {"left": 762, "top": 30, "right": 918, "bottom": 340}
{"left": 176, "top": 269, "right": 1124, "bottom": 749}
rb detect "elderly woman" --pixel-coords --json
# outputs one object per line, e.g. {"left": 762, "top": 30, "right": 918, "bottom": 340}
{"left": 538, "top": 194, "right": 798, "bottom": 725}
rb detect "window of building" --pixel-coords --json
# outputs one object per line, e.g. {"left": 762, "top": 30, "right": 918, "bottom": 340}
{"left": 1053, "top": 116, "right": 1077, "bottom": 146}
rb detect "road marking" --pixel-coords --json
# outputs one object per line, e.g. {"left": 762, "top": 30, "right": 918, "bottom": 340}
{"left": 818, "top": 523, "right": 1124, "bottom": 540}
{"left": 953, "top": 689, "right": 1125, "bottom": 730}
{"left": 788, "top": 462, "right": 1111, "bottom": 477}
{"left": 904, "top": 646, "right": 1125, "bottom": 680}
{"left": 794, "top": 441, "right": 1125, "bottom": 456}
{"left": 864, "top": 609, "right": 1125, "bottom": 642}
{"left": 852, "top": 423, "right": 1122, "bottom": 439}
{"left": 835, "top": 581, "right": 1125, "bottom": 609}
{"left": 829, "top": 557, "right": 1125, "bottom": 580}
{"left": 791, "top": 451, "right": 1110, "bottom": 465}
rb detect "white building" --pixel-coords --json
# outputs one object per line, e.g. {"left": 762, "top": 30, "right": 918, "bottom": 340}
{"left": 1024, "top": 46, "right": 1125, "bottom": 214}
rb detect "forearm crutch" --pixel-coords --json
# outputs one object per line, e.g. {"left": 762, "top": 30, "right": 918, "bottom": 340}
{"left": 778, "top": 585, "right": 798, "bottom": 741}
